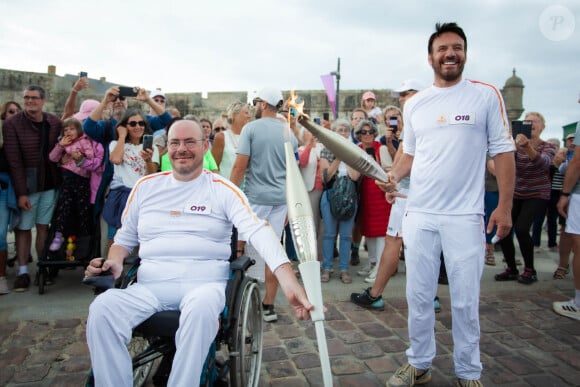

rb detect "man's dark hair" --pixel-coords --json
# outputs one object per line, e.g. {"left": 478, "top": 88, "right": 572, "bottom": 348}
{"left": 25, "top": 85, "right": 46, "bottom": 99}
{"left": 428, "top": 22, "right": 467, "bottom": 54}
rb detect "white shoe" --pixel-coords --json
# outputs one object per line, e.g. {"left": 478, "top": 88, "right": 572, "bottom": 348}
{"left": 364, "top": 264, "right": 379, "bottom": 283}
{"left": 553, "top": 300, "right": 580, "bottom": 321}
{"left": 357, "top": 263, "right": 374, "bottom": 276}
{"left": 0, "top": 276, "right": 9, "bottom": 295}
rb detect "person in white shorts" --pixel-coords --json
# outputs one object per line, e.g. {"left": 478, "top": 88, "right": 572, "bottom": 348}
{"left": 553, "top": 120, "right": 580, "bottom": 321}
{"left": 84, "top": 120, "right": 313, "bottom": 387}
{"left": 350, "top": 86, "right": 423, "bottom": 310}
{"left": 381, "top": 23, "right": 515, "bottom": 387}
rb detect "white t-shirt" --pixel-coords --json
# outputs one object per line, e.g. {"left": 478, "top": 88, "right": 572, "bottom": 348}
{"left": 116, "top": 170, "right": 290, "bottom": 284}
{"left": 109, "top": 141, "right": 160, "bottom": 189}
{"left": 403, "top": 79, "right": 515, "bottom": 215}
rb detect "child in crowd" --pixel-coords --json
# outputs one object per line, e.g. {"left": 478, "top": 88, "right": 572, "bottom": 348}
{"left": 48, "top": 118, "right": 104, "bottom": 251}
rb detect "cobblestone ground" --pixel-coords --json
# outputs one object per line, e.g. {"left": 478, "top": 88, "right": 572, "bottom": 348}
{"left": 1, "top": 288, "right": 579, "bottom": 386}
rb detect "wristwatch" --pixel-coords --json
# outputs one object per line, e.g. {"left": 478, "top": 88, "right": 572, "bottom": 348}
{"left": 561, "top": 192, "right": 571, "bottom": 197}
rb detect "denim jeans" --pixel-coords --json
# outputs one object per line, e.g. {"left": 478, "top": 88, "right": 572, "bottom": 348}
{"left": 320, "top": 190, "right": 356, "bottom": 272}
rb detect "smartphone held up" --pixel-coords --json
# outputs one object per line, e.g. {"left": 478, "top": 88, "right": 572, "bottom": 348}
{"left": 142, "top": 135, "right": 153, "bottom": 151}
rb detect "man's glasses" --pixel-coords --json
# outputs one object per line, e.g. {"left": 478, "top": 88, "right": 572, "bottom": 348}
{"left": 127, "top": 121, "right": 146, "bottom": 127}
{"left": 7, "top": 109, "right": 20, "bottom": 114}
{"left": 357, "top": 129, "right": 377, "bottom": 136}
{"left": 154, "top": 99, "right": 165, "bottom": 104}
{"left": 214, "top": 127, "right": 225, "bottom": 132}
{"left": 23, "top": 96, "right": 41, "bottom": 100}
{"left": 167, "top": 139, "right": 204, "bottom": 150}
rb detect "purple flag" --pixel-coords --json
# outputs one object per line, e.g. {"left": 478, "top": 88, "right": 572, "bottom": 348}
{"left": 320, "top": 74, "right": 336, "bottom": 118}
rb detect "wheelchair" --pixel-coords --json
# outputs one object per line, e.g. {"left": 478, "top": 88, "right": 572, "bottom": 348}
{"left": 84, "top": 254, "right": 263, "bottom": 387}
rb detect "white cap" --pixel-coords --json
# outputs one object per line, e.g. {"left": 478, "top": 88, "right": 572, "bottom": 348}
{"left": 150, "top": 89, "right": 166, "bottom": 99}
{"left": 391, "top": 79, "right": 426, "bottom": 98}
{"left": 256, "top": 86, "right": 283, "bottom": 107}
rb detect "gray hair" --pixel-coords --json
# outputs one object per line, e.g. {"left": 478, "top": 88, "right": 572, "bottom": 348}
{"left": 226, "top": 100, "right": 248, "bottom": 124}
{"left": 331, "top": 118, "right": 351, "bottom": 132}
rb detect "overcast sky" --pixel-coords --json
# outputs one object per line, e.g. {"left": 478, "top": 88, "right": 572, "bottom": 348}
{"left": 1, "top": 0, "right": 578, "bottom": 140}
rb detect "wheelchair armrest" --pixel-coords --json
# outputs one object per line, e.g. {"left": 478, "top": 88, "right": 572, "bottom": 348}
{"left": 230, "top": 255, "right": 255, "bottom": 272}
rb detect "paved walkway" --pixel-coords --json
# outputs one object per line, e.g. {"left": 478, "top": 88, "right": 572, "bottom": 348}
{"left": 0, "top": 242, "right": 579, "bottom": 386}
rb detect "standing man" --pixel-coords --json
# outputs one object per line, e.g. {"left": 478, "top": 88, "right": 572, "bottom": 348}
{"left": 553, "top": 106, "right": 580, "bottom": 321}
{"left": 383, "top": 23, "right": 515, "bottom": 386}
{"left": 229, "top": 87, "right": 298, "bottom": 322}
{"left": 3, "top": 85, "right": 63, "bottom": 291}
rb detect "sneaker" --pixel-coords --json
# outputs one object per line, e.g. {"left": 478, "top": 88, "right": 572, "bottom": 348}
{"left": 553, "top": 300, "right": 580, "bottom": 321}
{"left": 434, "top": 296, "right": 441, "bottom": 313}
{"left": 517, "top": 268, "right": 537, "bottom": 284}
{"left": 262, "top": 303, "right": 277, "bottom": 323}
{"left": 494, "top": 267, "right": 518, "bottom": 281}
{"left": 13, "top": 274, "right": 31, "bottom": 292}
{"left": 386, "top": 363, "right": 432, "bottom": 387}
{"left": 357, "top": 263, "right": 374, "bottom": 276}
{"left": 350, "top": 248, "right": 360, "bottom": 266}
{"left": 0, "top": 277, "right": 9, "bottom": 295}
{"left": 456, "top": 379, "right": 483, "bottom": 387}
{"left": 350, "top": 287, "right": 385, "bottom": 311}
{"left": 364, "top": 264, "right": 379, "bottom": 283}
{"left": 49, "top": 232, "right": 64, "bottom": 252}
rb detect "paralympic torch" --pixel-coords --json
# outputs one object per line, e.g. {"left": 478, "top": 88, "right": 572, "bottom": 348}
{"left": 284, "top": 142, "right": 332, "bottom": 387}
{"left": 285, "top": 91, "right": 389, "bottom": 183}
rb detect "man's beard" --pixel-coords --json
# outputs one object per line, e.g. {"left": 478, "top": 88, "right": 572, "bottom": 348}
{"left": 254, "top": 105, "right": 263, "bottom": 119}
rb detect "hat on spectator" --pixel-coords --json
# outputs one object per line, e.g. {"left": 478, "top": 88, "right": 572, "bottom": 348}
{"left": 566, "top": 133, "right": 576, "bottom": 140}
{"left": 150, "top": 90, "right": 166, "bottom": 100}
{"left": 362, "top": 91, "right": 376, "bottom": 100}
{"left": 391, "top": 79, "right": 426, "bottom": 98}
{"left": 73, "top": 99, "right": 99, "bottom": 121}
{"left": 257, "top": 87, "right": 283, "bottom": 108}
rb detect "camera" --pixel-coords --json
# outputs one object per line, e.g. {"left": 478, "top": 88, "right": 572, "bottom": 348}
{"left": 389, "top": 116, "right": 398, "bottom": 133}
{"left": 118, "top": 86, "right": 138, "bottom": 98}
{"left": 142, "top": 135, "right": 153, "bottom": 151}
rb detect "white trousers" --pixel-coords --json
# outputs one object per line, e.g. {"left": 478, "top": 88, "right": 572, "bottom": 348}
{"left": 402, "top": 211, "right": 484, "bottom": 380}
{"left": 87, "top": 280, "right": 226, "bottom": 387}
{"left": 245, "top": 204, "right": 287, "bottom": 282}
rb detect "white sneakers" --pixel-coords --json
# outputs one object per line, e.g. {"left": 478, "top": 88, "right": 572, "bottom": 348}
{"left": 364, "top": 264, "right": 379, "bottom": 283}
{"left": 553, "top": 300, "right": 580, "bottom": 321}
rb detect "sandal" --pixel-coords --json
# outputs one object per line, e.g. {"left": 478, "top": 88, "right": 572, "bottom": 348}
{"left": 321, "top": 269, "right": 331, "bottom": 283}
{"left": 340, "top": 271, "right": 352, "bottom": 284}
{"left": 553, "top": 265, "right": 569, "bottom": 280}
{"left": 485, "top": 251, "right": 496, "bottom": 266}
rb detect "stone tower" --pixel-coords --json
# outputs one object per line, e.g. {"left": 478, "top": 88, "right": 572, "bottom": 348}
{"left": 502, "top": 68, "right": 524, "bottom": 123}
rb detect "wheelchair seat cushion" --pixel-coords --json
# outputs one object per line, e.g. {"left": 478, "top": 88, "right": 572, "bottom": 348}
{"left": 135, "top": 310, "right": 181, "bottom": 338}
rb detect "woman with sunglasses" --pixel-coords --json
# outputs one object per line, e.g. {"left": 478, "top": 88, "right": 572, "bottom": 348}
{"left": 102, "top": 110, "right": 159, "bottom": 247}
{"left": 355, "top": 119, "right": 392, "bottom": 283}
{"left": 211, "top": 101, "right": 251, "bottom": 181}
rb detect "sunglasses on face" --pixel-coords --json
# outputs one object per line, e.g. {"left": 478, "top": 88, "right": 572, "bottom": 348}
{"left": 214, "top": 127, "right": 225, "bottom": 132}
{"left": 357, "top": 129, "right": 377, "bottom": 136}
{"left": 154, "top": 99, "right": 165, "bottom": 104}
{"left": 127, "top": 120, "right": 146, "bottom": 127}
{"left": 112, "top": 96, "right": 126, "bottom": 102}
{"left": 7, "top": 109, "right": 20, "bottom": 114}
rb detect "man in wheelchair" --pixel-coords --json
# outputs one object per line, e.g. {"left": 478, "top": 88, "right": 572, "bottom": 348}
{"left": 84, "top": 120, "right": 314, "bottom": 386}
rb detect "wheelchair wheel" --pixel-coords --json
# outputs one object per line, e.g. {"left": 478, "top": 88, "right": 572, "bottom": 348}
{"left": 129, "top": 336, "right": 160, "bottom": 387}
{"left": 228, "top": 278, "right": 262, "bottom": 387}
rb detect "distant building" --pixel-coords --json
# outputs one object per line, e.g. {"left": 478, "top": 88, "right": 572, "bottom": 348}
{"left": 1, "top": 66, "right": 539, "bottom": 135}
